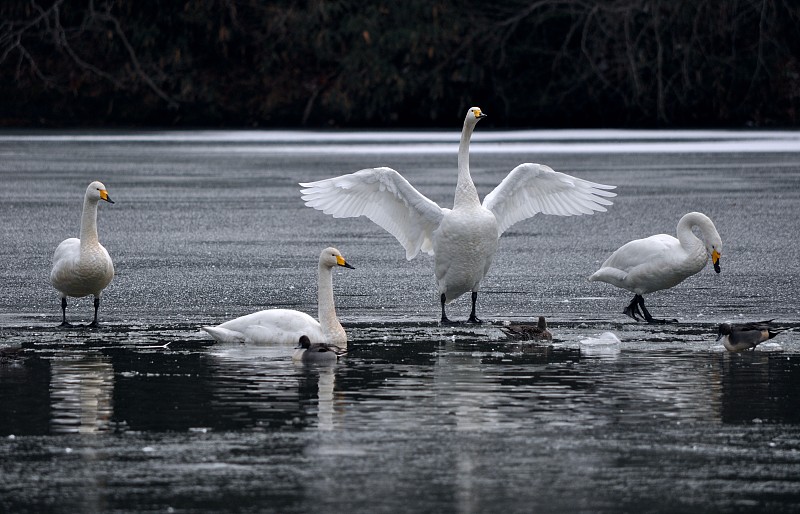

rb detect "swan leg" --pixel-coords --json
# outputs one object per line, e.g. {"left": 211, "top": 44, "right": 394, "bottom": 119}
{"left": 623, "top": 295, "right": 645, "bottom": 321}
{"left": 58, "top": 297, "right": 72, "bottom": 327}
{"left": 467, "top": 291, "right": 482, "bottom": 324}
{"left": 89, "top": 297, "right": 100, "bottom": 327}
{"left": 440, "top": 294, "right": 456, "bottom": 325}
{"left": 637, "top": 295, "right": 677, "bottom": 324}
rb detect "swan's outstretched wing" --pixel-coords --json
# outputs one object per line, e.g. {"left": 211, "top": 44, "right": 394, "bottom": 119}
{"left": 482, "top": 163, "right": 617, "bottom": 235}
{"left": 300, "top": 167, "right": 445, "bottom": 259}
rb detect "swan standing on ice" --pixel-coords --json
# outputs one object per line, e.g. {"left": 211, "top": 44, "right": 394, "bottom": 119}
{"left": 300, "top": 107, "right": 616, "bottom": 323}
{"left": 589, "top": 212, "right": 722, "bottom": 323}
{"left": 50, "top": 181, "right": 115, "bottom": 327}
{"left": 203, "top": 248, "right": 355, "bottom": 346}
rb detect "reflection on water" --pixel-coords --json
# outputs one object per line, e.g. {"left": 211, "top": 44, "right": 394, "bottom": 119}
{"left": 313, "top": 366, "right": 336, "bottom": 431}
{"left": 3, "top": 339, "right": 800, "bottom": 435}
{"left": 49, "top": 354, "right": 114, "bottom": 434}
{"left": 2, "top": 333, "right": 800, "bottom": 512}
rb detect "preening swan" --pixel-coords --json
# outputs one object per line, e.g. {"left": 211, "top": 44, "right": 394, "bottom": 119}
{"left": 589, "top": 211, "right": 722, "bottom": 323}
{"left": 300, "top": 107, "right": 616, "bottom": 323}
{"left": 202, "top": 247, "right": 355, "bottom": 346}
{"left": 50, "top": 181, "right": 115, "bottom": 326}
{"left": 716, "top": 320, "right": 786, "bottom": 353}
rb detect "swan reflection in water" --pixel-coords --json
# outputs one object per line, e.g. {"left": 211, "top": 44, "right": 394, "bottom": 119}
{"left": 49, "top": 353, "right": 114, "bottom": 434}
{"left": 207, "top": 344, "right": 341, "bottom": 431}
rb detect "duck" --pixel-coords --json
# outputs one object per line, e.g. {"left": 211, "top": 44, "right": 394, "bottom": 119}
{"left": 500, "top": 316, "right": 553, "bottom": 341}
{"left": 49, "top": 181, "right": 115, "bottom": 327}
{"left": 292, "top": 335, "right": 345, "bottom": 363}
{"left": 300, "top": 107, "right": 616, "bottom": 324}
{"left": 202, "top": 247, "right": 354, "bottom": 346}
{"left": 716, "top": 320, "right": 787, "bottom": 352}
{"left": 589, "top": 212, "right": 722, "bottom": 323}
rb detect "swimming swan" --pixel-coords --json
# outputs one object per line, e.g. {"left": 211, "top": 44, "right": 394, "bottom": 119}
{"left": 589, "top": 211, "right": 722, "bottom": 323}
{"left": 300, "top": 107, "right": 616, "bottom": 323}
{"left": 50, "top": 181, "right": 115, "bottom": 326}
{"left": 202, "top": 248, "right": 355, "bottom": 346}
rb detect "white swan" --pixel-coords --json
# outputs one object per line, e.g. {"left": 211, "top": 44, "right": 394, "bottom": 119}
{"left": 300, "top": 107, "right": 616, "bottom": 323}
{"left": 202, "top": 247, "right": 354, "bottom": 346}
{"left": 50, "top": 181, "right": 115, "bottom": 326}
{"left": 589, "top": 211, "right": 722, "bottom": 323}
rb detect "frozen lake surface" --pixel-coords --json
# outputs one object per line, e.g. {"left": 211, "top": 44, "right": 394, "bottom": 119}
{"left": 2, "top": 129, "right": 800, "bottom": 512}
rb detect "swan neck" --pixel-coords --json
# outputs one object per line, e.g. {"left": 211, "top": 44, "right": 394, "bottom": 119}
{"left": 676, "top": 213, "right": 708, "bottom": 251}
{"left": 454, "top": 121, "right": 480, "bottom": 208}
{"left": 79, "top": 196, "right": 100, "bottom": 249}
{"left": 317, "top": 264, "right": 342, "bottom": 335}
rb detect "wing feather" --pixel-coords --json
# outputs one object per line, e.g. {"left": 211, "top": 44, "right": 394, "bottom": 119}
{"left": 300, "top": 167, "right": 445, "bottom": 259}
{"left": 482, "top": 163, "right": 617, "bottom": 235}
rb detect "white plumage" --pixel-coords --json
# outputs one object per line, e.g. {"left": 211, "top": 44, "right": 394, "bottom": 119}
{"left": 589, "top": 211, "right": 722, "bottom": 322}
{"left": 301, "top": 107, "right": 616, "bottom": 322}
{"left": 50, "top": 181, "right": 115, "bottom": 326}
{"left": 203, "top": 248, "right": 354, "bottom": 346}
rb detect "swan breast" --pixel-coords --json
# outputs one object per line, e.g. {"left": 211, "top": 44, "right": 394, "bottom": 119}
{"left": 50, "top": 238, "right": 114, "bottom": 297}
{"left": 433, "top": 206, "right": 499, "bottom": 299}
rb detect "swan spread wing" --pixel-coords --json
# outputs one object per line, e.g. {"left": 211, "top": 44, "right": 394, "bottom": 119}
{"left": 482, "top": 163, "right": 617, "bottom": 235}
{"left": 300, "top": 167, "right": 445, "bottom": 259}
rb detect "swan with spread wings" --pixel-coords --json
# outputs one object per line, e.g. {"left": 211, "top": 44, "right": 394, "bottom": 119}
{"left": 300, "top": 107, "right": 616, "bottom": 323}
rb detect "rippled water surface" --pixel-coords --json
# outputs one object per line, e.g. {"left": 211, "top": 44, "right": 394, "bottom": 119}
{"left": 3, "top": 321, "right": 800, "bottom": 513}
{"left": 2, "top": 131, "right": 800, "bottom": 512}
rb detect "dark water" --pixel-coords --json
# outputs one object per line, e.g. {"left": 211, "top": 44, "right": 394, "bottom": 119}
{"left": 2, "top": 131, "right": 800, "bottom": 512}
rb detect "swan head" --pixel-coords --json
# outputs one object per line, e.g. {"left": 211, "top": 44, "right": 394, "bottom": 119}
{"left": 684, "top": 212, "right": 721, "bottom": 273}
{"left": 694, "top": 212, "right": 721, "bottom": 273}
{"left": 705, "top": 233, "right": 722, "bottom": 273}
{"left": 319, "top": 247, "right": 355, "bottom": 270}
{"left": 464, "top": 106, "right": 487, "bottom": 126}
{"left": 86, "top": 181, "right": 114, "bottom": 204}
{"left": 710, "top": 246, "right": 721, "bottom": 273}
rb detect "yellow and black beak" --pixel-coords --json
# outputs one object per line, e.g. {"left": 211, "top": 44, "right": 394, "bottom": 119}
{"left": 336, "top": 255, "right": 355, "bottom": 269}
{"left": 712, "top": 250, "right": 721, "bottom": 274}
{"left": 100, "top": 189, "right": 115, "bottom": 204}
{"left": 475, "top": 109, "right": 487, "bottom": 119}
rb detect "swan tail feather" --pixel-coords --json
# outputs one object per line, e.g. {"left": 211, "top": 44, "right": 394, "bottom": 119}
{"left": 202, "top": 326, "right": 246, "bottom": 343}
{"left": 589, "top": 267, "right": 628, "bottom": 286}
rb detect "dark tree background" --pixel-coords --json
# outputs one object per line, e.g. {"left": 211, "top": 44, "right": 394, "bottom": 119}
{"left": 1, "top": 0, "right": 798, "bottom": 127}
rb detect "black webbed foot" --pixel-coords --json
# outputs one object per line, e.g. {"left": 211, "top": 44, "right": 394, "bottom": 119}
{"left": 623, "top": 296, "right": 645, "bottom": 321}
